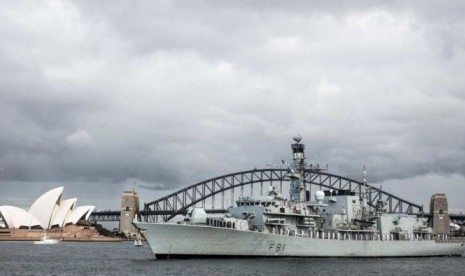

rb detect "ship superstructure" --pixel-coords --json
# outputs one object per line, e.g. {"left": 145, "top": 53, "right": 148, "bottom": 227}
{"left": 134, "top": 137, "right": 465, "bottom": 258}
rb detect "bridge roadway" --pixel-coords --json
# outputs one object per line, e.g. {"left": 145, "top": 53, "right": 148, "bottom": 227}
{"left": 90, "top": 209, "right": 228, "bottom": 222}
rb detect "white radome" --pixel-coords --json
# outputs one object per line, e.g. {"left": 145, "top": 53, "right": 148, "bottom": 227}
{"left": 292, "top": 135, "right": 302, "bottom": 143}
{"left": 315, "top": 190, "right": 325, "bottom": 202}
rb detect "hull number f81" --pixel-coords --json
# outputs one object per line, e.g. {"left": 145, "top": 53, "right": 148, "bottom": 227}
{"left": 269, "top": 242, "right": 286, "bottom": 252}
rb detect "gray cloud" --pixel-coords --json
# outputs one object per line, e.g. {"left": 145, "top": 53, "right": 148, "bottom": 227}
{"left": 1, "top": 1, "right": 464, "bottom": 210}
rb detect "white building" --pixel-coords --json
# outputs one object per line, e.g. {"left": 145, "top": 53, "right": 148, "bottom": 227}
{"left": 0, "top": 187, "right": 95, "bottom": 230}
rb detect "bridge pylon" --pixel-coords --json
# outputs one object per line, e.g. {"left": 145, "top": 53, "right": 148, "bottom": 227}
{"left": 119, "top": 190, "right": 140, "bottom": 237}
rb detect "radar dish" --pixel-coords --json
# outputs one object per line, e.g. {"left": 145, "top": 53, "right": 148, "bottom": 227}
{"left": 292, "top": 135, "right": 302, "bottom": 143}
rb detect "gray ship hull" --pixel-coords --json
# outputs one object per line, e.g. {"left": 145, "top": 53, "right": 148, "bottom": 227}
{"left": 135, "top": 222, "right": 465, "bottom": 258}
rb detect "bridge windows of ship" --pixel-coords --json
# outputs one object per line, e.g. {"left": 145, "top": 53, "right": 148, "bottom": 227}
{"left": 206, "top": 218, "right": 238, "bottom": 230}
{"left": 237, "top": 201, "right": 272, "bottom": 207}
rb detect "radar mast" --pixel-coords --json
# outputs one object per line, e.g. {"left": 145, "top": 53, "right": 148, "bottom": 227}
{"left": 289, "top": 135, "right": 307, "bottom": 202}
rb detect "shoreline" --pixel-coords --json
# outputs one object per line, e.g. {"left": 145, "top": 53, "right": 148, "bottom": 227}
{"left": 0, "top": 236, "right": 123, "bottom": 242}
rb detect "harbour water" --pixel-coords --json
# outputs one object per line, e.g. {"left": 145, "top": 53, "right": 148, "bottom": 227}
{"left": 0, "top": 241, "right": 464, "bottom": 275}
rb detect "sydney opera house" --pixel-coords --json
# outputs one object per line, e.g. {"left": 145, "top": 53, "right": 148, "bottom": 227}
{"left": 0, "top": 187, "right": 111, "bottom": 241}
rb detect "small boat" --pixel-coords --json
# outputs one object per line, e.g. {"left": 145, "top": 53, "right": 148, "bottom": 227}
{"left": 134, "top": 239, "right": 143, "bottom": 247}
{"left": 134, "top": 228, "right": 143, "bottom": 247}
{"left": 34, "top": 232, "right": 60, "bottom": 245}
{"left": 134, "top": 233, "right": 143, "bottom": 247}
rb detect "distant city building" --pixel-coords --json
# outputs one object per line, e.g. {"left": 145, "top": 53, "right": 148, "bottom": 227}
{"left": 0, "top": 187, "right": 95, "bottom": 230}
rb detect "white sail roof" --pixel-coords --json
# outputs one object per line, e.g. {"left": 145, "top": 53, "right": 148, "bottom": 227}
{"left": 29, "top": 186, "right": 63, "bottom": 229}
{"left": 0, "top": 206, "right": 41, "bottom": 228}
{"left": 0, "top": 187, "right": 95, "bottom": 230}
{"left": 66, "top": 206, "right": 95, "bottom": 225}
{"left": 50, "top": 198, "right": 77, "bottom": 228}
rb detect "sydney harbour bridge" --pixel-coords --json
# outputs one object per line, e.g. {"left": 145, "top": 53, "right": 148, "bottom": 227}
{"left": 90, "top": 138, "right": 465, "bottom": 224}
{"left": 139, "top": 168, "right": 423, "bottom": 222}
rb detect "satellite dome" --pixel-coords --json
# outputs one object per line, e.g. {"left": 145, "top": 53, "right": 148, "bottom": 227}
{"left": 292, "top": 135, "right": 302, "bottom": 143}
{"left": 315, "top": 190, "right": 325, "bottom": 203}
{"left": 267, "top": 186, "right": 277, "bottom": 195}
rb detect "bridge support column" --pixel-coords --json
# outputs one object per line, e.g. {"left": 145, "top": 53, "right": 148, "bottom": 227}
{"left": 430, "top": 193, "right": 450, "bottom": 235}
{"left": 119, "top": 190, "right": 140, "bottom": 238}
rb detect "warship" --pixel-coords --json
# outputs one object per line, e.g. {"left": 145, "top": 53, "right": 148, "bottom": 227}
{"left": 134, "top": 137, "right": 465, "bottom": 258}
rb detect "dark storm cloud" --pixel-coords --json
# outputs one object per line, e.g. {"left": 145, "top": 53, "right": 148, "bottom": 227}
{"left": 0, "top": 1, "right": 464, "bottom": 209}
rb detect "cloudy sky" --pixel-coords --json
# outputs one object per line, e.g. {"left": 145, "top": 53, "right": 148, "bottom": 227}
{"left": 1, "top": 1, "right": 464, "bottom": 212}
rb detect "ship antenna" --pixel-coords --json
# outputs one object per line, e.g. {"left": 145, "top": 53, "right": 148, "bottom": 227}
{"left": 363, "top": 165, "right": 367, "bottom": 185}
{"left": 290, "top": 135, "right": 306, "bottom": 202}
{"left": 363, "top": 165, "right": 368, "bottom": 207}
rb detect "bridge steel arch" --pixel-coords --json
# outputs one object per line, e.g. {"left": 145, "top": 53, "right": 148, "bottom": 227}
{"left": 142, "top": 168, "right": 423, "bottom": 222}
